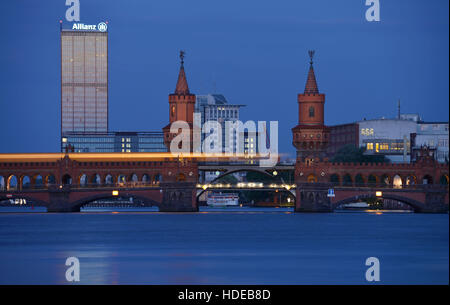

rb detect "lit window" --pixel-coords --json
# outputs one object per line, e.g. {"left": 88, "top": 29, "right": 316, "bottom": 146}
{"left": 366, "top": 143, "right": 373, "bottom": 150}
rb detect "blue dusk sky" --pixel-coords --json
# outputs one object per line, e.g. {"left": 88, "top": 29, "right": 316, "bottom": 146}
{"left": 0, "top": 0, "right": 448, "bottom": 156}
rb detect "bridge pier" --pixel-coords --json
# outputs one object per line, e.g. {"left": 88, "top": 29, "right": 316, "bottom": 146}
{"left": 420, "top": 188, "right": 449, "bottom": 213}
{"left": 159, "top": 182, "right": 198, "bottom": 212}
{"left": 295, "top": 183, "right": 333, "bottom": 213}
{"left": 46, "top": 188, "right": 80, "bottom": 213}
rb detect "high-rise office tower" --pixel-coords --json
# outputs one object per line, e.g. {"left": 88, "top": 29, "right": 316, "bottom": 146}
{"left": 60, "top": 25, "right": 108, "bottom": 136}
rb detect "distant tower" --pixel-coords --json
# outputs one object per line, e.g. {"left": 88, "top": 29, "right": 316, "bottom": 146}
{"left": 397, "top": 99, "right": 401, "bottom": 119}
{"left": 292, "top": 51, "right": 330, "bottom": 161}
{"left": 163, "top": 51, "right": 196, "bottom": 151}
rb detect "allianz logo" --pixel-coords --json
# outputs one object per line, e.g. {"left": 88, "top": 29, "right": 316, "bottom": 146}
{"left": 72, "top": 22, "right": 107, "bottom": 32}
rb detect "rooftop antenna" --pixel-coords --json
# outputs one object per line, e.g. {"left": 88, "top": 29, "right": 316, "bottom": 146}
{"left": 397, "top": 99, "right": 401, "bottom": 119}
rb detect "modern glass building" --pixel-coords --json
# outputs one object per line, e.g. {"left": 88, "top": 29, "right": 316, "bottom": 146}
{"left": 62, "top": 132, "right": 167, "bottom": 153}
{"left": 61, "top": 27, "right": 108, "bottom": 136}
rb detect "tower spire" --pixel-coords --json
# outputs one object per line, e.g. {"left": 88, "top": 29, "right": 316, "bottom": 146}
{"left": 174, "top": 50, "right": 190, "bottom": 95}
{"left": 304, "top": 50, "right": 319, "bottom": 94}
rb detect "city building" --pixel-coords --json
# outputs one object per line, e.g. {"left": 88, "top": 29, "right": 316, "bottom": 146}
{"left": 62, "top": 132, "right": 166, "bottom": 153}
{"left": 60, "top": 25, "right": 108, "bottom": 136}
{"left": 411, "top": 122, "right": 449, "bottom": 163}
{"left": 357, "top": 118, "right": 417, "bottom": 163}
{"left": 195, "top": 94, "right": 245, "bottom": 153}
{"left": 327, "top": 123, "right": 359, "bottom": 156}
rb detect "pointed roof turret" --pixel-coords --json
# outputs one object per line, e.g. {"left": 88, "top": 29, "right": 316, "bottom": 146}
{"left": 304, "top": 50, "right": 319, "bottom": 94}
{"left": 174, "top": 50, "right": 190, "bottom": 95}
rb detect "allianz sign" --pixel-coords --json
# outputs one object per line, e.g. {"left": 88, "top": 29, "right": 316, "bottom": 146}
{"left": 72, "top": 22, "right": 107, "bottom": 32}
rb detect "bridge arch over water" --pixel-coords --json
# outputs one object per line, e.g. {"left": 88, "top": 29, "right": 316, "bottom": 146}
{"left": 333, "top": 193, "right": 426, "bottom": 212}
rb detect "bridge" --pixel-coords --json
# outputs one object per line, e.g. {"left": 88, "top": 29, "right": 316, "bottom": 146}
{"left": 0, "top": 150, "right": 447, "bottom": 213}
{"left": 0, "top": 52, "right": 448, "bottom": 213}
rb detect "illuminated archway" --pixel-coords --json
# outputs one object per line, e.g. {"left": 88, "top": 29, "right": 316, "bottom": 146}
{"left": 406, "top": 175, "right": 416, "bottom": 186}
{"left": 7, "top": 175, "right": 18, "bottom": 191}
{"left": 393, "top": 175, "right": 402, "bottom": 189}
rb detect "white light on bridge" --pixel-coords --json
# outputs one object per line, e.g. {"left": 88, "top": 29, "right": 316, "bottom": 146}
{"left": 273, "top": 171, "right": 278, "bottom": 176}
{"left": 112, "top": 190, "right": 119, "bottom": 196}
{"left": 376, "top": 191, "right": 383, "bottom": 197}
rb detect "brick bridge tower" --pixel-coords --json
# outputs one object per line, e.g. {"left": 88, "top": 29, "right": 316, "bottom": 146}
{"left": 163, "top": 51, "right": 196, "bottom": 152}
{"left": 292, "top": 50, "right": 330, "bottom": 164}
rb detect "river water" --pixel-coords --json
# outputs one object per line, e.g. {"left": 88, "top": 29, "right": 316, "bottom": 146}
{"left": 0, "top": 207, "right": 448, "bottom": 284}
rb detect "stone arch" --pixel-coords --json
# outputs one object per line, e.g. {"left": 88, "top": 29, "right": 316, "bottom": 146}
{"left": 33, "top": 174, "right": 44, "bottom": 188}
{"left": 91, "top": 174, "right": 101, "bottom": 185}
{"left": 405, "top": 175, "right": 417, "bottom": 186}
{"left": 7, "top": 175, "right": 18, "bottom": 190}
{"left": 70, "top": 193, "right": 161, "bottom": 211}
{"left": 439, "top": 174, "right": 449, "bottom": 185}
{"left": 343, "top": 174, "right": 353, "bottom": 186}
{"left": 45, "top": 174, "right": 56, "bottom": 185}
{"left": 105, "top": 174, "right": 114, "bottom": 185}
{"left": 142, "top": 174, "right": 150, "bottom": 183}
{"left": 354, "top": 174, "right": 365, "bottom": 186}
{"left": 117, "top": 174, "right": 126, "bottom": 184}
{"left": 393, "top": 174, "right": 403, "bottom": 189}
{"left": 330, "top": 174, "right": 340, "bottom": 185}
{"left": 381, "top": 174, "right": 390, "bottom": 186}
{"left": 333, "top": 194, "right": 426, "bottom": 212}
{"left": 422, "top": 175, "right": 433, "bottom": 185}
{"left": 130, "top": 173, "right": 139, "bottom": 183}
{"left": 20, "top": 175, "right": 31, "bottom": 189}
{"left": 79, "top": 174, "right": 88, "bottom": 186}
{"left": 153, "top": 173, "right": 162, "bottom": 184}
{"left": 62, "top": 174, "right": 72, "bottom": 185}
{"left": 368, "top": 174, "right": 378, "bottom": 186}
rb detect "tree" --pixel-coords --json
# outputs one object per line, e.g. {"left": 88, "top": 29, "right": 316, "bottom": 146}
{"left": 331, "top": 144, "right": 390, "bottom": 164}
